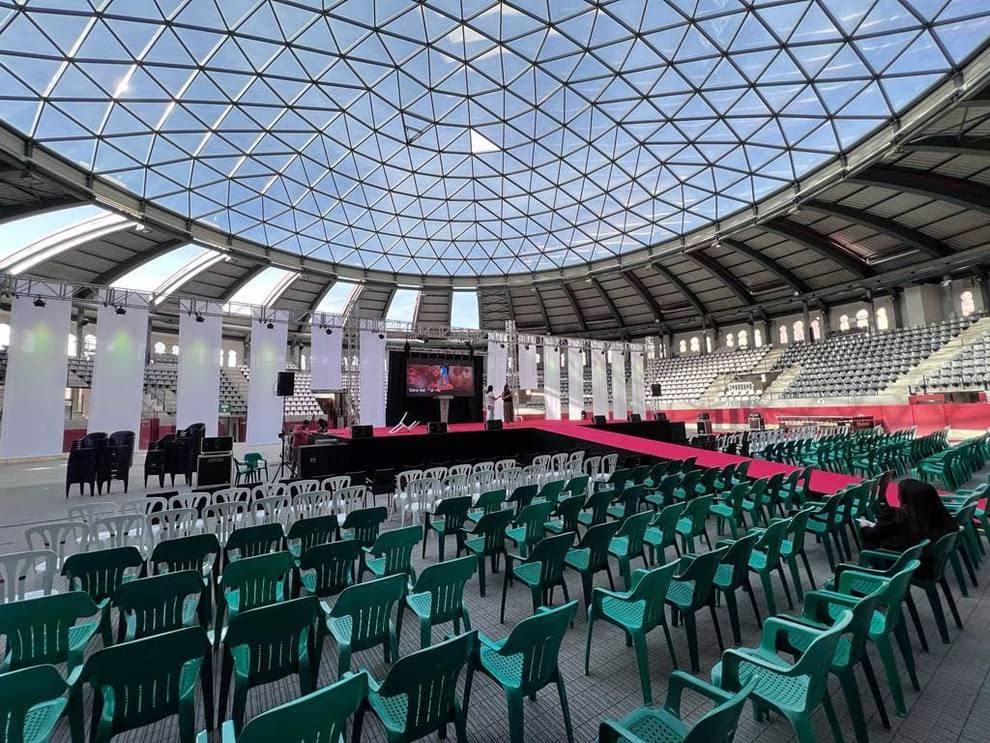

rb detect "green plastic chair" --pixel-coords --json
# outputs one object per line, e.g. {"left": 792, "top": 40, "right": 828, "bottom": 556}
{"left": 806, "top": 492, "right": 848, "bottom": 570}
{"left": 82, "top": 626, "right": 213, "bottom": 743}
{"left": 0, "top": 664, "right": 68, "bottom": 743}
{"left": 225, "top": 523, "right": 284, "bottom": 562}
{"left": 906, "top": 529, "right": 964, "bottom": 647}
{"left": 500, "top": 532, "right": 574, "bottom": 623}
{"left": 713, "top": 534, "right": 762, "bottom": 645}
{"left": 112, "top": 570, "right": 204, "bottom": 642}
{"left": 505, "top": 500, "right": 555, "bottom": 556}
{"left": 286, "top": 515, "right": 338, "bottom": 563}
{"left": 466, "top": 488, "right": 505, "bottom": 524}
{"left": 536, "top": 478, "right": 566, "bottom": 506}
{"left": 544, "top": 493, "right": 585, "bottom": 537}
{"left": 644, "top": 502, "right": 684, "bottom": 564}
{"left": 665, "top": 548, "right": 728, "bottom": 673}
{"left": 778, "top": 586, "right": 888, "bottom": 743}
{"left": 747, "top": 517, "right": 794, "bottom": 617}
{"left": 423, "top": 495, "right": 473, "bottom": 561}
{"left": 214, "top": 551, "right": 293, "bottom": 648}
{"left": 506, "top": 483, "right": 539, "bottom": 517}
{"left": 298, "top": 540, "right": 362, "bottom": 600}
{"left": 675, "top": 495, "right": 713, "bottom": 553}
{"left": 355, "top": 631, "right": 476, "bottom": 743}
{"left": 403, "top": 555, "right": 475, "bottom": 648}
{"left": 577, "top": 490, "right": 615, "bottom": 530}
{"left": 565, "top": 520, "right": 620, "bottom": 608}
{"left": 326, "top": 573, "right": 407, "bottom": 677}
{"left": 606, "top": 484, "right": 645, "bottom": 522}
{"left": 564, "top": 474, "right": 590, "bottom": 498}
{"left": 459, "top": 508, "right": 513, "bottom": 596}
{"left": 709, "top": 482, "right": 749, "bottom": 538}
{"left": 478, "top": 601, "right": 578, "bottom": 743}
{"left": 644, "top": 475, "right": 677, "bottom": 511}
{"left": 235, "top": 452, "right": 268, "bottom": 484}
{"left": 607, "top": 511, "right": 652, "bottom": 589}
{"left": 0, "top": 591, "right": 102, "bottom": 743}
{"left": 219, "top": 596, "right": 320, "bottom": 734}
{"left": 712, "top": 610, "right": 854, "bottom": 743}
{"left": 585, "top": 563, "right": 679, "bottom": 705}
{"left": 598, "top": 671, "right": 759, "bottom": 743}
{"left": 825, "top": 559, "right": 922, "bottom": 718}
{"left": 672, "top": 469, "right": 705, "bottom": 502}
{"left": 362, "top": 525, "right": 423, "bottom": 581}
{"left": 151, "top": 533, "right": 220, "bottom": 626}
{"left": 61, "top": 546, "right": 144, "bottom": 642}
{"left": 779, "top": 507, "right": 817, "bottom": 601}
{"left": 341, "top": 506, "right": 389, "bottom": 549}
{"left": 200, "top": 671, "right": 367, "bottom": 743}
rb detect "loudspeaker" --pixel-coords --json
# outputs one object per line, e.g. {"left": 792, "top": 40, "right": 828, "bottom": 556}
{"left": 628, "top": 413, "right": 642, "bottom": 422}
{"left": 276, "top": 371, "right": 296, "bottom": 397}
{"left": 650, "top": 383, "right": 663, "bottom": 397}
{"left": 350, "top": 425, "right": 373, "bottom": 439}
{"left": 202, "top": 436, "right": 233, "bottom": 453}
{"left": 298, "top": 442, "right": 342, "bottom": 478}
{"left": 428, "top": 421, "right": 448, "bottom": 434}
{"left": 654, "top": 412, "right": 667, "bottom": 421}
{"left": 485, "top": 419, "right": 503, "bottom": 431}
{"left": 592, "top": 415, "right": 607, "bottom": 425}
{"left": 196, "top": 453, "right": 232, "bottom": 487}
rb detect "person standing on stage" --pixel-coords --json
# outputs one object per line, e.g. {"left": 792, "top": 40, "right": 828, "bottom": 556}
{"left": 486, "top": 384, "right": 498, "bottom": 422}
{"left": 501, "top": 383, "right": 514, "bottom": 424}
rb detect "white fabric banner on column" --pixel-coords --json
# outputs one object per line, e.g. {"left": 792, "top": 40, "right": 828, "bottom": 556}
{"left": 543, "top": 340, "right": 561, "bottom": 420}
{"left": 310, "top": 314, "right": 342, "bottom": 390}
{"left": 359, "top": 329, "right": 387, "bottom": 427}
{"left": 176, "top": 300, "right": 222, "bottom": 436}
{"left": 567, "top": 344, "right": 584, "bottom": 420}
{"left": 610, "top": 350, "right": 627, "bottom": 421}
{"left": 517, "top": 340, "right": 538, "bottom": 389}
{"left": 485, "top": 339, "right": 507, "bottom": 420}
{"left": 89, "top": 297, "right": 150, "bottom": 436}
{"left": 246, "top": 310, "right": 287, "bottom": 445}
{"left": 630, "top": 350, "right": 646, "bottom": 416}
{"left": 591, "top": 347, "right": 607, "bottom": 417}
{"left": 0, "top": 290, "right": 72, "bottom": 459}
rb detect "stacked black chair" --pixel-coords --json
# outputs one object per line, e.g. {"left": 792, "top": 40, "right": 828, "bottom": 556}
{"left": 65, "top": 432, "right": 107, "bottom": 498}
{"left": 144, "top": 433, "right": 175, "bottom": 488}
{"left": 97, "top": 430, "right": 135, "bottom": 494}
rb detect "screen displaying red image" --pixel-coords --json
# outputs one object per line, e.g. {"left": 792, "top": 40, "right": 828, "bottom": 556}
{"left": 407, "top": 360, "right": 475, "bottom": 397}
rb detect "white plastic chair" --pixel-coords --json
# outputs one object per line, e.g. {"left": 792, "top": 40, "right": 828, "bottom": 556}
{"left": 25, "top": 522, "right": 89, "bottom": 569}
{"left": 292, "top": 490, "right": 335, "bottom": 521}
{"left": 473, "top": 470, "right": 496, "bottom": 496}
{"left": 146, "top": 508, "right": 200, "bottom": 544}
{"left": 472, "top": 461, "right": 495, "bottom": 475}
{"left": 118, "top": 497, "right": 170, "bottom": 516}
{"left": 335, "top": 485, "right": 367, "bottom": 523}
{"left": 494, "top": 459, "right": 516, "bottom": 475}
{"left": 400, "top": 478, "right": 438, "bottom": 526}
{"left": 289, "top": 479, "right": 321, "bottom": 497}
{"left": 252, "top": 495, "right": 293, "bottom": 528}
{"left": 448, "top": 464, "right": 472, "bottom": 479}
{"left": 67, "top": 503, "right": 117, "bottom": 524}
{"left": 169, "top": 491, "right": 213, "bottom": 511}
{"left": 203, "top": 501, "right": 249, "bottom": 547}
{"left": 424, "top": 466, "right": 448, "bottom": 481}
{"left": 89, "top": 515, "right": 148, "bottom": 553}
{"left": 0, "top": 549, "right": 57, "bottom": 603}
{"left": 597, "top": 453, "right": 618, "bottom": 482}
{"left": 213, "top": 486, "right": 254, "bottom": 504}
{"left": 320, "top": 475, "right": 351, "bottom": 493}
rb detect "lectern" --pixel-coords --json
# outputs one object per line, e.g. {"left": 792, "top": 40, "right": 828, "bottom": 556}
{"left": 437, "top": 395, "right": 454, "bottom": 424}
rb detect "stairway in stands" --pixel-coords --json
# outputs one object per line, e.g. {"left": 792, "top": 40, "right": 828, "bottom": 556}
{"left": 883, "top": 316, "right": 990, "bottom": 396}
{"left": 759, "top": 347, "right": 798, "bottom": 402}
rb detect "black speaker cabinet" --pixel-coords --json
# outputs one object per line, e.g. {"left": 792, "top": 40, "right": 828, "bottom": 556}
{"left": 592, "top": 415, "right": 607, "bottom": 425}
{"left": 202, "top": 436, "right": 233, "bottom": 453}
{"left": 485, "top": 419, "right": 503, "bottom": 431}
{"left": 298, "top": 443, "right": 342, "bottom": 479}
{"left": 628, "top": 413, "right": 642, "bottom": 422}
{"left": 196, "top": 453, "right": 232, "bottom": 487}
{"left": 654, "top": 412, "right": 667, "bottom": 421}
{"left": 276, "top": 371, "right": 296, "bottom": 397}
{"left": 428, "top": 421, "right": 448, "bottom": 434}
{"left": 650, "top": 383, "right": 663, "bottom": 397}
{"left": 350, "top": 425, "right": 373, "bottom": 439}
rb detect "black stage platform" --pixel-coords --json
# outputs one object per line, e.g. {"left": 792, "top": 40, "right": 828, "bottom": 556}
{"left": 589, "top": 419, "right": 688, "bottom": 445}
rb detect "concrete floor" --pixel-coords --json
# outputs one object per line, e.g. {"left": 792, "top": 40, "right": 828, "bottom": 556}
{"left": 1, "top": 446, "right": 988, "bottom": 742}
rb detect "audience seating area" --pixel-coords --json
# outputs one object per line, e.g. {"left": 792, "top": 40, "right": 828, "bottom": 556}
{"left": 646, "top": 346, "right": 769, "bottom": 402}
{"left": 926, "top": 326, "right": 990, "bottom": 391}
{"left": 2, "top": 432, "right": 987, "bottom": 743}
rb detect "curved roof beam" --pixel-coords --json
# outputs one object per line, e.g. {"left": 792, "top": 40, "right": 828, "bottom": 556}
{"left": 849, "top": 165, "right": 990, "bottom": 218}
{"left": 560, "top": 282, "right": 587, "bottom": 332}
{"left": 0, "top": 197, "right": 79, "bottom": 227}
{"left": 720, "top": 238, "right": 811, "bottom": 295}
{"left": 763, "top": 218, "right": 874, "bottom": 278}
{"left": 803, "top": 201, "right": 952, "bottom": 259}
{"left": 88, "top": 238, "right": 187, "bottom": 289}
{"left": 651, "top": 263, "right": 708, "bottom": 317}
{"left": 621, "top": 271, "right": 666, "bottom": 324}
{"left": 685, "top": 251, "right": 756, "bottom": 306}
{"left": 0, "top": 212, "right": 134, "bottom": 274}
{"left": 533, "top": 285, "right": 553, "bottom": 334}
{"left": 218, "top": 264, "right": 268, "bottom": 303}
{"left": 590, "top": 277, "right": 625, "bottom": 330}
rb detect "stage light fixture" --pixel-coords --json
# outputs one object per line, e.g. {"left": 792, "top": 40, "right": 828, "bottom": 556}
{"left": 378, "top": 333, "right": 385, "bottom": 339}
{"left": 266, "top": 321, "right": 274, "bottom": 330}
{"left": 115, "top": 306, "right": 126, "bottom": 316}
{"left": 195, "top": 313, "right": 205, "bottom": 323}
{"left": 33, "top": 296, "right": 46, "bottom": 308}
{"left": 325, "top": 327, "right": 333, "bottom": 336}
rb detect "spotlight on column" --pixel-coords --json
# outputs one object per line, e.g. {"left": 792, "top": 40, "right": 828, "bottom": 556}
{"left": 266, "top": 320, "right": 274, "bottom": 330}
{"left": 115, "top": 306, "right": 127, "bottom": 316}
{"left": 194, "top": 313, "right": 205, "bottom": 323}
{"left": 325, "top": 327, "right": 333, "bottom": 336}
{"left": 33, "top": 296, "right": 46, "bottom": 308}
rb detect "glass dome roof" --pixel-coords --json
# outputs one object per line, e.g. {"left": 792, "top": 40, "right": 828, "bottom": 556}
{"left": 1, "top": 1, "right": 988, "bottom": 277}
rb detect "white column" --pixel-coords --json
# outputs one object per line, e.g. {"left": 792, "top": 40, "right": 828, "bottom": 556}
{"left": 567, "top": 342, "right": 584, "bottom": 420}
{"left": 310, "top": 314, "right": 343, "bottom": 390}
{"left": 543, "top": 339, "right": 561, "bottom": 420}
{"left": 486, "top": 339, "right": 507, "bottom": 420}
{"left": 89, "top": 297, "right": 150, "bottom": 436}
{"left": 610, "top": 349, "right": 627, "bottom": 421}
{"left": 517, "top": 339, "right": 538, "bottom": 389}
{"left": 0, "top": 287, "right": 72, "bottom": 458}
{"left": 591, "top": 344, "right": 607, "bottom": 417}
{"left": 630, "top": 349, "right": 646, "bottom": 417}
{"left": 246, "top": 310, "right": 288, "bottom": 445}
{"left": 176, "top": 300, "right": 222, "bottom": 436}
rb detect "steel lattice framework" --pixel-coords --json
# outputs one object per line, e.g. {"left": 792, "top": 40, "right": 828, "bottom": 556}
{"left": 1, "top": 0, "right": 988, "bottom": 278}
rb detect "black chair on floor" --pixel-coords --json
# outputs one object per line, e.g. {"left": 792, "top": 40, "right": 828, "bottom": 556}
{"left": 144, "top": 434, "right": 175, "bottom": 488}
{"left": 369, "top": 468, "right": 396, "bottom": 508}
{"left": 66, "top": 433, "right": 106, "bottom": 497}
{"left": 98, "top": 430, "right": 134, "bottom": 494}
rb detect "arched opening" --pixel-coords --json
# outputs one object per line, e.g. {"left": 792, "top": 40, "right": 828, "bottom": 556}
{"left": 154, "top": 341, "right": 166, "bottom": 355}
{"left": 67, "top": 333, "right": 77, "bottom": 356}
{"left": 961, "top": 290, "right": 976, "bottom": 316}
{"left": 738, "top": 330, "right": 748, "bottom": 348}
{"left": 855, "top": 309, "right": 869, "bottom": 329}
{"left": 84, "top": 334, "right": 97, "bottom": 356}
{"left": 678, "top": 339, "right": 687, "bottom": 354}
{"left": 811, "top": 319, "right": 821, "bottom": 340}
{"left": 754, "top": 328, "right": 763, "bottom": 347}
{"left": 792, "top": 320, "right": 805, "bottom": 343}
{"left": 876, "top": 307, "right": 889, "bottom": 331}
{"left": 725, "top": 332, "right": 734, "bottom": 348}
{"left": 300, "top": 353, "right": 307, "bottom": 370}
{"left": 839, "top": 314, "right": 849, "bottom": 332}
{"left": 705, "top": 335, "right": 713, "bottom": 353}
{"left": 778, "top": 325, "right": 788, "bottom": 344}
{"left": 689, "top": 336, "right": 700, "bottom": 353}
{"left": 0, "top": 323, "right": 9, "bottom": 350}
{"left": 227, "top": 349, "right": 238, "bottom": 368}
{"left": 170, "top": 344, "right": 179, "bottom": 356}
